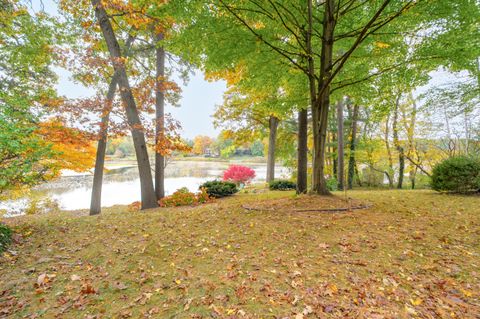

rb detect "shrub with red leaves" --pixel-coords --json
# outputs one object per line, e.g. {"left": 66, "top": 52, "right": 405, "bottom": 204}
{"left": 222, "top": 165, "right": 256, "bottom": 185}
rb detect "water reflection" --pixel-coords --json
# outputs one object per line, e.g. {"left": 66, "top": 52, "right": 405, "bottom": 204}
{"left": 1, "top": 161, "right": 289, "bottom": 215}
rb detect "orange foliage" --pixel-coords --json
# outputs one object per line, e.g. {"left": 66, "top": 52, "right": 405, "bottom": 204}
{"left": 192, "top": 135, "right": 214, "bottom": 155}
{"left": 37, "top": 120, "right": 96, "bottom": 174}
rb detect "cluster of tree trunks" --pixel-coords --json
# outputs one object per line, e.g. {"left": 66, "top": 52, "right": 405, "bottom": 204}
{"left": 90, "top": 0, "right": 166, "bottom": 214}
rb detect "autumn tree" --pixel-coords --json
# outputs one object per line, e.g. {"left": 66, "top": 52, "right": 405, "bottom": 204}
{"left": 0, "top": 1, "right": 71, "bottom": 194}
{"left": 58, "top": 0, "right": 185, "bottom": 212}
{"left": 192, "top": 136, "right": 214, "bottom": 155}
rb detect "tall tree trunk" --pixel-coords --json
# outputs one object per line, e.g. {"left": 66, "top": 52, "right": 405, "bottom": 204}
{"left": 89, "top": 73, "right": 118, "bottom": 216}
{"left": 392, "top": 93, "right": 404, "bottom": 189}
{"left": 299, "top": 0, "right": 314, "bottom": 195}
{"left": 312, "top": 0, "right": 334, "bottom": 195}
{"left": 332, "top": 133, "right": 338, "bottom": 178}
{"left": 297, "top": 109, "right": 308, "bottom": 194}
{"left": 155, "top": 32, "right": 165, "bottom": 200}
{"left": 384, "top": 114, "right": 394, "bottom": 188}
{"left": 405, "top": 92, "right": 417, "bottom": 189}
{"left": 90, "top": 36, "right": 134, "bottom": 216}
{"left": 92, "top": 0, "right": 157, "bottom": 209}
{"left": 348, "top": 104, "right": 359, "bottom": 189}
{"left": 266, "top": 115, "right": 279, "bottom": 183}
{"left": 336, "top": 100, "right": 344, "bottom": 190}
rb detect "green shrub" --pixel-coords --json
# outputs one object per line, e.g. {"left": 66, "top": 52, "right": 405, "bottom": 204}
{"left": 326, "top": 177, "right": 338, "bottom": 191}
{"left": 269, "top": 179, "right": 296, "bottom": 191}
{"left": 431, "top": 156, "right": 480, "bottom": 193}
{"left": 0, "top": 223, "right": 12, "bottom": 253}
{"left": 199, "top": 180, "right": 238, "bottom": 198}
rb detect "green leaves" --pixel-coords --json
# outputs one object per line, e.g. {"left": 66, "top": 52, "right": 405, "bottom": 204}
{"left": 0, "top": 1, "right": 61, "bottom": 194}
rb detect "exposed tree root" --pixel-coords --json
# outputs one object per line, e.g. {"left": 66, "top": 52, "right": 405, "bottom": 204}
{"left": 241, "top": 204, "right": 372, "bottom": 213}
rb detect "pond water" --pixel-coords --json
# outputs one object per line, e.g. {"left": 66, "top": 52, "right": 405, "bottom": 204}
{"left": 0, "top": 160, "right": 289, "bottom": 216}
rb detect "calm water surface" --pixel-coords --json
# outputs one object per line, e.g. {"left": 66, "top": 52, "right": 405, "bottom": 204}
{"left": 1, "top": 160, "right": 289, "bottom": 216}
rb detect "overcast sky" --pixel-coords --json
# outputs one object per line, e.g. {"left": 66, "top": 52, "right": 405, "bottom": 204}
{"left": 54, "top": 67, "right": 226, "bottom": 139}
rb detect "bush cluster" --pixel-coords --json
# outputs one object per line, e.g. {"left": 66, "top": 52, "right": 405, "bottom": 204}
{"left": 159, "top": 187, "right": 212, "bottom": 207}
{"left": 431, "top": 156, "right": 480, "bottom": 193}
{"left": 269, "top": 179, "right": 296, "bottom": 191}
{"left": 0, "top": 223, "right": 12, "bottom": 253}
{"left": 199, "top": 180, "right": 238, "bottom": 198}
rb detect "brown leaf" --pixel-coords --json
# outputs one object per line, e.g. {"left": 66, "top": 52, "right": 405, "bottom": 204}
{"left": 80, "top": 283, "right": 96, "bottom": 295}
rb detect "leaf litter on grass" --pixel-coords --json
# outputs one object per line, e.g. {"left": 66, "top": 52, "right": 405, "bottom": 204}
{"left": 0, "top": 190, "right": 479, "bottom": 318}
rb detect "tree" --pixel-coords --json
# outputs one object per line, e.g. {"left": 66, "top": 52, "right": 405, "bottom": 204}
{"left": 90, "top": 35, "right": 134, "bottom": 215}
{"left": 250, "top": 140, "right": 264, "bottom": 157}
{"left": 347, "top": 104, "right": 360, "bottom": 190}
{"left": 211, "top": 68, "right": 295, "bottom": 184}
{"left": 155, "top": 32, "right": 166, "bottom": 200}
{"left": 0, "top": 0, "right": 65, "bottom": 194}
{"left": 210, "top": 0, "right": 421, "bottom": 194}
{"left": 192, "top": 136, "right": 214, "bottom": 155}
{"left": 336, "top": 100, "right": 345, "bottom": 190}
{"left": 90, "top": 0, "right": 157, "bottom": 209}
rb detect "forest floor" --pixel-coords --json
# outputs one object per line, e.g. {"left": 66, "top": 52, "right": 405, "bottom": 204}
{"left": 1, "top": 190, "right": 479, "bottom": 318}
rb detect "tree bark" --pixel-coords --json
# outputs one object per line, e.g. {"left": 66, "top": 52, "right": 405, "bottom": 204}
{"left": 266, "top": 115, "right": 279, "bottom": 183}
{"left": 298, "top": 0, "right": 314, "bottom": 195}
{"left": 392, "top": 93, "right": 404, "bottom": 189}
{"left": 91, "top": 0, "right": 157, "bottom": 209}
{"left": 297, "top": 108, "right": 308, "bottom": 194}
{"left": 89, "top": 73, "right": 118, "bottom": 216}
{"left": 312, "top": 0, "right": 334, "bottom": 195}
{"left": 155, "top": 32, "right": 165, "bottom": 200}
{"left": 336, "top": 100, "right": 344, "bottom": 190}
{"left": 348, "top": 104, "right": 359, "bottom": 189}
{"left": 384, "top": 114, "right": 394, "bottom": 188}
{"left": 90, "top": 36, "right": 134, "bottom": 216}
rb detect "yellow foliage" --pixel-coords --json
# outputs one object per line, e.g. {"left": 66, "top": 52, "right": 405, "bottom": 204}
{"left": 374, "top": 41, "right": 390, "bottom": 49}
{"left": 37, "top": 120, "right": 96, "bottom": 174}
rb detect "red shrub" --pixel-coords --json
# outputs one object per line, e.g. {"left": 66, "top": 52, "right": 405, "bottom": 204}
{"left": 222, "top": 165, "right": 256, "bottom": 184}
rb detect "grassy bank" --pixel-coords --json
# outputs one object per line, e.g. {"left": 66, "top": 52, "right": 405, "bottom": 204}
{"left": 1, "top": 190, "right": 479, "bottom": 318}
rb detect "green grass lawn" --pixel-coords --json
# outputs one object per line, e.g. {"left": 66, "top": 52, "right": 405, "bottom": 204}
{"left": 1, "top": 190, "right": 479, "bottom": 318}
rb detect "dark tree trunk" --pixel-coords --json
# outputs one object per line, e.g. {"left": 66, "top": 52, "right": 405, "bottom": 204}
{"left": 392, "top": 94, "right": 404, "bottom": 189}
{"left": 299, "top": 0, "right": 314, "bottom": 195}
{"left": 336, "top": 100, "right": 344, "bottom": 190}
{"left": 92, "top": 0, "right": 157, "bottom": 209}
{"left": 384, "top": 114, "right": 394, "bottom": 188}
{"left": 297, "top": 108, "right": 308, "bottom": 194}
{"left": 155, "top": 33, "right": 165, "bottom": 200}
{"left": 348, "top": 104, "right": 359, "bottom": 189}
{"left": 266, "top": 115, "right": 279, "bottom": 183}
{"left": 355, "top": 164, "right": 362, "bottom": 187}
{"left": 397, "top": 150, "right": 405, "bottom": 188}
{"left": 89, "top": 73, "right": 118, "bottom": 216}
{"left": 312, "top": 0, "right": 334, "bottom": 195}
